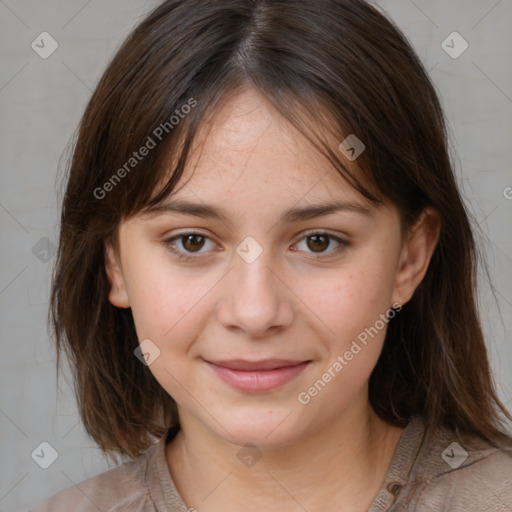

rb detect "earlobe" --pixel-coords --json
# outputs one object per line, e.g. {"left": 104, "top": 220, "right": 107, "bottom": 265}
{"left": 104, "top": 241, "right": 131, "bottom": 308}
{"left": 392, "top": 208, "right": 441, "bottom": 307}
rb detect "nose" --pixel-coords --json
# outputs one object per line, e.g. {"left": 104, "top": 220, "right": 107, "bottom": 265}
{"left": 215, "top": 248, "right": 294, "bottom": 338}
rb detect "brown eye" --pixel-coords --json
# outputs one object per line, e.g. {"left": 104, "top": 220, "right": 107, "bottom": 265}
{"left": 294, "top": 232, "right": 348, "bottom": 257}
{"left": 306, "top": 234, "right": 330, "bottom": 253}
{"left": 164, "top": 232, "right": 217, "bottom": 259}
{"left": 181, "top": 234, "right": 206, "bottom": 252}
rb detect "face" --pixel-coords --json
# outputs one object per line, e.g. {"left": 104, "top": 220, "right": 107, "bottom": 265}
{"left": 105, "top": 88, "right": 437, "bottom": 448}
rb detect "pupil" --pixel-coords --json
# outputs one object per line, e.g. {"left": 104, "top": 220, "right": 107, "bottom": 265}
{"left": 184, "top": 235, "right": 204, "bottom": 251}
{"left": 309, "top": 235, "right": 328, "bottom": 252}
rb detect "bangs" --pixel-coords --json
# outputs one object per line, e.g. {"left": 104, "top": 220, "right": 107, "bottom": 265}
{"left": 124, "top": 81, "right": 386, "bottom": 227}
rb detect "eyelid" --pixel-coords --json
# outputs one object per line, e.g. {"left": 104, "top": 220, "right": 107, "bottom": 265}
{"left": 163, "top": 230, "right": 220, "bottom": 256}
{"left": 297, "top": 228, "right": 349, "bottom": 240}
{"left": 291, "top": 230, "right": 349, "bottom": 257}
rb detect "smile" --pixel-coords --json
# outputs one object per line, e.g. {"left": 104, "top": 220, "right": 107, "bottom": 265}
{"left": 204, "top": 359, "right": 311, "bottom": 392}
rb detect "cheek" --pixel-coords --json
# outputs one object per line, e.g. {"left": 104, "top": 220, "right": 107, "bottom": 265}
{"left": 302, "top": 260, "right": 395, "bottom": 343}
{"left": 125, "top": 267, "right": 212, "bottom": 403}
{"left": 296, "top": 259, "right": 397, "bottom": 407}
{"left": 122, "top": 248, "right": 213, "bottom": 349}
{"left": 298, "top": 269, "right": 394, "bottom": 412}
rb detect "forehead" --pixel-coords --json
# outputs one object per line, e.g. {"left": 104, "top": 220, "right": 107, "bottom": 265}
{"left": 168, "top": 87, "right": 368, "bottom": 207}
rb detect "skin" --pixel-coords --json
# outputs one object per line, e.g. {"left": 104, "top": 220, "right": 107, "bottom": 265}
{"left": 105, "top": 87, "right": 440, "bottom": 511}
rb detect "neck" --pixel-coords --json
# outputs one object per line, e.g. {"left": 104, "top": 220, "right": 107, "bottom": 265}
{"left": 166, "top": 396, "right": 404, "bottom": 512}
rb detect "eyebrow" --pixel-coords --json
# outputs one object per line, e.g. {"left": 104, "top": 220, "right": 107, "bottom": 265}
{"left": 144, "top": 198, "right": 372, "bottom": 223}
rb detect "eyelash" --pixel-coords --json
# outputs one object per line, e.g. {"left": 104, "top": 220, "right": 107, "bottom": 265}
{"left": 163, "top": 230, "right": 349, "bottom": 260}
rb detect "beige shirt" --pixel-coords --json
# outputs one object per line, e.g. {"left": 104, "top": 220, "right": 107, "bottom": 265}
{"left": 29, "top": 415, "right": 512, "bottom": 511}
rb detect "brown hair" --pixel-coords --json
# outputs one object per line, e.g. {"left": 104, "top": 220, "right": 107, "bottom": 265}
{"left": 50, "top": 0, "right": 512, "bottom": 461}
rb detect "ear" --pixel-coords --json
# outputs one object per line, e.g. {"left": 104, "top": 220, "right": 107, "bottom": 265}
{"left": 104, "top": 239, "right": 131, "bottom": 308}
{"left": 391, "top": 207, "right": 441, "bottom": 307}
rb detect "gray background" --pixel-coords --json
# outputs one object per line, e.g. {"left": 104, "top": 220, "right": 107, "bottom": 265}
{"left": 0, "top": 1, "right": 511, "bottom": 510}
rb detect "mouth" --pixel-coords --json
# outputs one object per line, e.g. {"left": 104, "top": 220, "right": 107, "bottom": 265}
{"left": 204, "top": 358, "right": 312, "bottom": 392}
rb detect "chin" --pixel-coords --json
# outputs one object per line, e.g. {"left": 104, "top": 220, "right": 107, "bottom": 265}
{"left": 206, "top": 406, "right": 307, "bottom": 450}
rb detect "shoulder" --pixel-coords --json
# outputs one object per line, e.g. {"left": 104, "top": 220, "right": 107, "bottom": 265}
{"left": 411, "top": 421, "right": 512, "bottom": 511}
{"left": 28, "top": 442, "right": 159, "bottom": 512}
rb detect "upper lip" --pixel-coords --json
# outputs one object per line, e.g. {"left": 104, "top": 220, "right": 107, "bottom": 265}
{"left": 205, "top": 359, "right": 310, "bottom": 371}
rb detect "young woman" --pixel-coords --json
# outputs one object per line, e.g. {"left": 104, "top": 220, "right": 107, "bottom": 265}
{"left": 31, "top": 0, "right": 512, "bottom": 510}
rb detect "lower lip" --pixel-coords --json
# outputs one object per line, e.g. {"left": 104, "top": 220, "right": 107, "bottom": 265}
{"left": 205, "top": 361, "right": 310, "bottom": 392}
